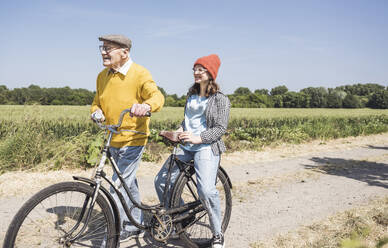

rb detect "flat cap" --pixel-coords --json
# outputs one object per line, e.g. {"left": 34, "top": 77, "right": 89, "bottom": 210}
{"left": 98, "top": 34, "right": 132, "bottom": 49}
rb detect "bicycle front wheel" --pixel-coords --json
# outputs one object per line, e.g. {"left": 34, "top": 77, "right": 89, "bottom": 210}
{"left": 3, "top": 181, "right": 116, "bottom": 248}
{"left": 171, "top": 168, "right": 232, "bottom": 248}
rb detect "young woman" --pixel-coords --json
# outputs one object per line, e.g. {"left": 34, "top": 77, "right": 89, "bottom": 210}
{"left": 155, "top": 54, "right": 230, "bottom": 248}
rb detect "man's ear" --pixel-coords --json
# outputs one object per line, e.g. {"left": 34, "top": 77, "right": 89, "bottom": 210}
{"left": 122, "top": 48, "right": 129, "bottom": 58}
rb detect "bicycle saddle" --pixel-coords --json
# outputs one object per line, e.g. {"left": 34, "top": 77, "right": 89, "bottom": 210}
{"left": 159, "top": 131, "right": 182, "bottom": 143}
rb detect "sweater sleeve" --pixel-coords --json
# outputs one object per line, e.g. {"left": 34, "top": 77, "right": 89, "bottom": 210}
{"left": 140, "top": 69, "right": 165, "bottom": 112}
{"left": 90, "top": 74, "right": 103, "bottom": 114}
{"left": 200, "top": 94, "right": 230, "bottom": 144}
{"left": 142, "top": 81, "right": 165, "bottom": 112}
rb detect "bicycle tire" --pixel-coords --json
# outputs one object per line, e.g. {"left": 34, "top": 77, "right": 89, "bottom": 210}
{"left": 171, "top": 168, "right": 232, "bottom": 248}
{"left": 3, "top": 181, "right": 117, "bottom": 248}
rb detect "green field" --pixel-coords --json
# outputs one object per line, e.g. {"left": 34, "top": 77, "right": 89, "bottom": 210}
{"left": 1, "top": 105, "right": 388, "bottom": 121}
{"left": 0, "top": 105, "right": 387, "bottom": 173}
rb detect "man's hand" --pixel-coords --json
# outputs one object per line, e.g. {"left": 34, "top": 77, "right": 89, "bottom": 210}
{"left": 91, "top": 109, "right": 105, "bottom": 122}
{"left": 130, "top": 103, "right": 151, "bottom": 117}
{"left": 178, "top": 131, "right": 202, "bottom": 144}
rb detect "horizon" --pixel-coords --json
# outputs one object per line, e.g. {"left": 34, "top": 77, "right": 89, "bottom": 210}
{"left": 1, "top": 82, "right": 386, "bottom": 97}
{"left": 0, "top": 1, "right": 387, "bottom": 95}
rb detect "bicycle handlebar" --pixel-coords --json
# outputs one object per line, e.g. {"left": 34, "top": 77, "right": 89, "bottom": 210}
{"left": 114, "top": 108, "right": 151, "bottom": 128}
{"left": 94, "top": 108, "right": 151, "bottom": 135}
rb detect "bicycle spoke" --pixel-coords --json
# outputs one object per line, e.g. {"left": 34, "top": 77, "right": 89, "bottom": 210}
{"left": 35, "top": 201, "right": 58, "bottom": 230}
{"left": 80, "top": 230, "right": 107, "bottom": 241}
{"left": 88, "top": 212, "right": 106, "bottom": 226}
{"left": 172, "top": 168, "right": 232, "bottom": 247}
{"left": 70, "top": 191, "right": 83, "bottom": 221}
{"left": 9, "top": 184, "right": 114, "bottom": 248}
{"left": 79, "top": 222, "right": 107, "bottom": 239}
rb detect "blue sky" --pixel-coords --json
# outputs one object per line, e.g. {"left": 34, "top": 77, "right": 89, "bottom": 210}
{"left": 0, "top": 0, "right": 387, "bottom": 95}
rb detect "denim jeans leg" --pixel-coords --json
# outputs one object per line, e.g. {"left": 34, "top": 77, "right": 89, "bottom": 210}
{"left": 109, "top": 146, "right": 145, "bottom": 233}
{"left": 154, "top": 147, "right": 193, "bottom": 207}
{"left": 194, "top": 149, "right": 222, "bottom": 236}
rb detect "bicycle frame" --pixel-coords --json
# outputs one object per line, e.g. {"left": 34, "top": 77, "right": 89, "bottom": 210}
{"left": 65, "top": 109, "right": 207, "bottom": 244}
{"left": 3, "top": 108, "right": 233, "bottom": 248}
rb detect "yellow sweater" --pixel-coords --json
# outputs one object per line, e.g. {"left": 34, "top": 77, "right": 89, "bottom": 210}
{"left": 91, "top": 63, "right": 164, "bottom": 148}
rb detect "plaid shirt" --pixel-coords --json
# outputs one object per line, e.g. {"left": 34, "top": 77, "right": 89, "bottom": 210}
{"left": 182, "top": 92, "right": 230, "bottom": 155}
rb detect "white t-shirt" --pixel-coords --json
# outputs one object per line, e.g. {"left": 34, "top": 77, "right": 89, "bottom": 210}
{"left": 182, "top": 94, "right": 211, "bottom": 151}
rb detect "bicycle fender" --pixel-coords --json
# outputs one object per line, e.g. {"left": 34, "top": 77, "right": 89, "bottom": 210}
{"left": 219, "top": 166, "right": 233, "bottom": 189}
{"left": 73, "top": 176, "right": 120, "bottom": 246}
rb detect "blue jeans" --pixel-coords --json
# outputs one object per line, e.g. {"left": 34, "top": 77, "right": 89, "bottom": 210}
{"left": 154, "top": 147, "right": 222, "bottom": 236}
{"left": 109, "top": 146, "right": 144, "bottom": 233}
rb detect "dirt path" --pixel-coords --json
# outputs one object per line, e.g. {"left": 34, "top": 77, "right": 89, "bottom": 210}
{"left": 1, "top": 133, "right": 387, "bottom": 247}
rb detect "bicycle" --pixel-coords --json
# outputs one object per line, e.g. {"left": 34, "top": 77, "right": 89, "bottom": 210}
{"left": 3, "top": 108, "right": 232, "bottom": 248}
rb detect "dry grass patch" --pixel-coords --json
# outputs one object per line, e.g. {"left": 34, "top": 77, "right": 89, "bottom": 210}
{"left": 250, "top": 197, "right": 388, "bottom": 248}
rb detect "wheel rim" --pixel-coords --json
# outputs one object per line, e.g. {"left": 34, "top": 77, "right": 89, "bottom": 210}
{"left": 13, "top": 190, "right": 110, "bottom": 247}
{"left": 176, "top": 171, "right": 230, "bottom": 246}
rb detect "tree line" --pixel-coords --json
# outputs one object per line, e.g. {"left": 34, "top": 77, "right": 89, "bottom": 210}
{"left": 0, "top": 85, "right": 94, "bottom": 105}
{"left": 0, "top": 83, "right": 387, "bottom": 108}
{"left": 229, "top": 83, "right": 388, "bottom": 109}
{"left": 162, "top": 83, "right": 388, "bottom": 109}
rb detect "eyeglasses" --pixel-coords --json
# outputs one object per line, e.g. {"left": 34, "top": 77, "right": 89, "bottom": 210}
{"left": 99, "top": 45, "right": 121, "bottom": 53}
{"left": 192, "top": 68, "right": 208, "bottom": 74}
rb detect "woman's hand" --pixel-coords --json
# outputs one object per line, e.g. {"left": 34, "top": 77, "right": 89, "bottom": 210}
{"left": 179, "top": 131, "right": 202, "bottom": 144}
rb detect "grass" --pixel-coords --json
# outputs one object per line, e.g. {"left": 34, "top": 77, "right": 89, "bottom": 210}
{"left": 0, "top": 105, "right": 387, "bottom": 173}
{"left": 0, "top": 105, "right": 90, "bottom": 121}
{"left": 1, "top": 105, "right": 387, "bottom": 121}
{"left": 230, "top": 108, "right": 388, "bottom": 119}
{"left": 250, "top": 197, "right": 388, "bottom": 248}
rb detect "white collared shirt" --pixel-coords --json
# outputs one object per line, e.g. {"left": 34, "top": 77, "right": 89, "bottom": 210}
{"left": 108, "top": 57, "right": 133, "bottom": 76}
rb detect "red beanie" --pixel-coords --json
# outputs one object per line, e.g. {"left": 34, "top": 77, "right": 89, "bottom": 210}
{"left": 194, "top": 54, "right": 221, "bottom": 80}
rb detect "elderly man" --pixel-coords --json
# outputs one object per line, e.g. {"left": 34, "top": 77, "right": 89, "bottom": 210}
{"left": 91, "top": 34, "right": 164, "bottom": 242}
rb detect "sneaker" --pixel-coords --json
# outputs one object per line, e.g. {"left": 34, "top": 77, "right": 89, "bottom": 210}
{"left": 119, "top": 230, "right": 144, "bottom": 243}
{"left": 212, "top": 233, "right": 225, "bottom": 248}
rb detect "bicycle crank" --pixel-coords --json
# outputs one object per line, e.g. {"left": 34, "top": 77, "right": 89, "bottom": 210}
{"left": 150, "top": 214, "right": 173, "bottom": 242}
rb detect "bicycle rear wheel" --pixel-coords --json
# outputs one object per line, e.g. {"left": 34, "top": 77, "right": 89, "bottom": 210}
{"left": 171, "top": 168, "right": 232, "bottom": 248}
{"left": 3, "top": 181, "right": 116, "bottom": 248}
